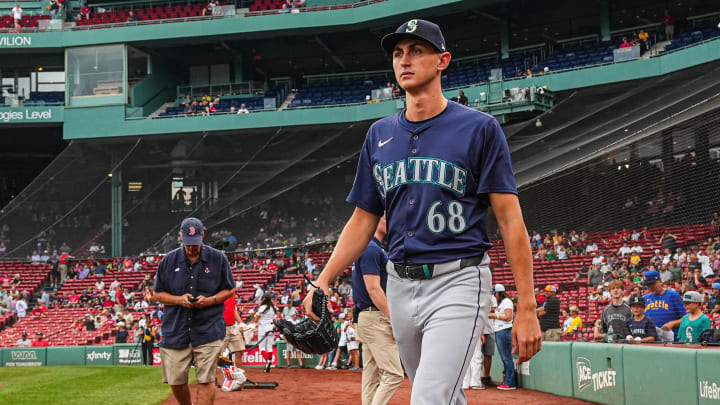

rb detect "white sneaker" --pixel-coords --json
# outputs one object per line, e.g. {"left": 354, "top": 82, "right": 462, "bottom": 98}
{"left": 315, "top": 364, "right": 324, "bottom": 370}
{"left": 326, "top": 365, "right": 337, "bottom": 370}
{"left": 471, "top": 385, "right": 485, "bottom": 390}
{"left": 462, "top": 385, "right": 470, "bottom": 390}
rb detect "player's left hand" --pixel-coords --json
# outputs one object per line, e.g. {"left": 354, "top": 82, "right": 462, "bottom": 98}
{"left": 512, "top": 309, "right": 542, "bottom": 363}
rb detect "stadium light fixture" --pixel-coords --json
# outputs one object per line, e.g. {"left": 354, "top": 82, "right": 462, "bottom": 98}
{"left": 37, "top": 67, "right": 43, "bottom": 71}
{"left": 535, "top": 118, "right": 542, "bottom": 128}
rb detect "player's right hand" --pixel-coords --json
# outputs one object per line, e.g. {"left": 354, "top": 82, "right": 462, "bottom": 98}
{"left": 303, "top": 284, "right": 330, "bottom": 322}
{"left": 177, "top": 293, "right": 193, "bottom": 308}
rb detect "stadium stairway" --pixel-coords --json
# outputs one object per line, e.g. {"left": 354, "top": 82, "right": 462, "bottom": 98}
{"left": 278, "top": 91, "right": 297, "bottom": 111}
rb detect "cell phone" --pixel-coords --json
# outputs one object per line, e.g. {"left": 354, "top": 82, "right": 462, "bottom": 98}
{"left": 188, "top": 297, "right": 198, "bottom": 303}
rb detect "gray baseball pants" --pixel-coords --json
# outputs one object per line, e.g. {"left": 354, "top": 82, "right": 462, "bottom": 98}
{"left": 386, "top": 254, "right": 492, "bottom": 405}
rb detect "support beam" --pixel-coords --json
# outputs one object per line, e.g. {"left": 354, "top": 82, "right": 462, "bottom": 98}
{"left": 111, "top": 167, "right": 122, "bottom": 257}
{"left": 600, "top": 0, "right": 610, "bottom": 42}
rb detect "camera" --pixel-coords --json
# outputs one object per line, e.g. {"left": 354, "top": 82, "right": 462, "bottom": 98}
{"left": 188, "top": 297, "right": 198, "bottom": 303}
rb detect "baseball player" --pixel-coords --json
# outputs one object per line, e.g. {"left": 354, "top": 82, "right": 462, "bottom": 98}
{"left": 305, "top": 18, "right": 541, "bottom": 404}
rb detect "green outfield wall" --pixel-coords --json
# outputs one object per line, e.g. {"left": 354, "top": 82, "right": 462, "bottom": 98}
{"left": 517, "top": 342, "right": 718, "bottom": 405}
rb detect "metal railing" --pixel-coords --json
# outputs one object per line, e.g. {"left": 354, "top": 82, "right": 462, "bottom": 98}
{"left": 0, "top": 0, "right": 388, "bottom": 33}
{"left": 176, "top": 81, "right": 264, "bottom": 99}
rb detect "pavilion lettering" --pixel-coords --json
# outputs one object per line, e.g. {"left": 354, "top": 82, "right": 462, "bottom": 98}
{"left": 0, "top": 36, "right": 32, "bottom": 47}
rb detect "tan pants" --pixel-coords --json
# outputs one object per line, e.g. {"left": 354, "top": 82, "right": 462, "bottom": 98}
{"left": 160, "top": 339, "right": 222, "bottom": 385}
{"left": 357, "top": 310, "right": 404, "bottom": 405}
{"left": 543, "top": 328, "right": 562, "bottom": 342}
{"left": 220, "top": 324, "right": 245, "bottom": 355}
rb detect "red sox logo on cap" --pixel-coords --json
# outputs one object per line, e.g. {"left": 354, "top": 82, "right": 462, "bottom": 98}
{"left": 189, "top": 226, "right": 196, "bottom": 236}
{"left": 205, "top": 268, "right": 210, "bottom": 274}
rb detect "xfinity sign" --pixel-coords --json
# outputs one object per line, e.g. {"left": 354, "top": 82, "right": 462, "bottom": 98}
{"left": 0, "top": 36, "right": 32, "bottom": 47}
{"left": 87, "top": 351, "right": 113, "bottom": 362}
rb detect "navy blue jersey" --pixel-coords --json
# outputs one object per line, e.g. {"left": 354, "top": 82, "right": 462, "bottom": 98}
{"left": 347, "top": 101, "right": 517, "bottom": 264}
{"left": 154, "top": 245, "right": 235, "bottom": 348}
{"left": 626, "top": 316, "right": 659, "bottom": 340}
{"left": 352, "top": 237, "right": 389, "bottom": 309}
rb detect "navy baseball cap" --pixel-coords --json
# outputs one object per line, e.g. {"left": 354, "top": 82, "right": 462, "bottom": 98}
{"left": 180, "top": 217, "right": 204, "bottom": 245}
{"left": 381, "top": 19, "right": 447, "bottom": 54}
{"left": 643, "top": 270, "right": 660, "bottom": 285}
{"left": 628, "top": 295, "right": 645, "bottom": 307}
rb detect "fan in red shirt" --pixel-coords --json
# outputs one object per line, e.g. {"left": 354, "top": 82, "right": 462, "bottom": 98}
{"left": 68, "top": 290, "right": 80, "bottom": 307}
{"left": 31, "top": 332, "right": 51, "bottom": 347}
{"left": 31, "top": 301, "right": 47, "bottom": 316}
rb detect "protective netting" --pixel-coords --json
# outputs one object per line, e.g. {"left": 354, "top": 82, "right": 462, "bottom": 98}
{"left": 508, "top": 61, "right": 720, "bottom": 235}
{"left": 0, "top": 122, "right": 368, "bottom": 258}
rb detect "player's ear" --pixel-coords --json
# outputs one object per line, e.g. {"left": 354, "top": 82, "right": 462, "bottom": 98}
{"left": 437, "top": 52, "right": 451, "bottom": 72}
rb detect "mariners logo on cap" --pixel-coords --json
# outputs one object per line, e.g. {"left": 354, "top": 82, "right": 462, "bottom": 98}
{"left": 405, "top": 19, "right": 418, "bottom": 33}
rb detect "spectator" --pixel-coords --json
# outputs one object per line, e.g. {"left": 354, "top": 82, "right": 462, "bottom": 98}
{"left": 78, "top": 265, "right": 90, "bottom": 279}
{"left": 488, "top": 284, "right": 515, "bottom": 390}
{"left": 283, "top": 312, "right": 304, "bottom": 368}
{"left": 345, "top": 313, "right": 360, "bottom": 371}
{"left": 126, "top": 10, "right": 136, "bottom": 22}
{"left": 31, "top": 299, "right": 47, "bottom": 316}
{"left": 618, "top": 242, "right": 632, "bottom": 257}
{"left": 32, "top": 332, "right": 51, "bottom": 347}
{"left": 662, "top": 10, "right": 675, "bottom": 41}
{"left": 49, "top": 0, "right": 62, "bottom": 20}
{"left": 11, "top": 4, "right": 22, "bottom": 29}
{"left": 58, "top": 251, "right": 70, "bottom": 284}
{"left": 691, "top": 268, "right": 709, "bottom": 290}
{"left": 626, "top": 295, "right": 658, "bottom": 343}
{"left": 668, "top": 259, "right": 682, "bottom": 282}
{"left": 595, "top": 280, "right": 632, "bottom": 340}
{"left": 337, "top": 280, "right": 351, "bottom": 298}
{"left": 457, "top": 90, "right": 468, "bottom": 106}
{"left": 116, "top": 321, "right": 129, "bottom": 343}
{"left": 78, "top": 5, "right": 91, "bottom": 21}
{"left": 562, "top": 308, "right": 573, "bottom": 331}
{"left": 202, "top": 0, "right": 217, "bottom": 16}
{"left": 643, "top": 270, "right": 685, "bottom": 342}
{"left": 237, "top": 104, "right": 249, "bottom": 114}
{"left": 707, "top": 283, "right": 720, "bottom": 315}
{"left": 95, "top": 261, "right": 106, "bottom": 276}
{"left": 15, "top": 296, "right": 27, "bottom": 319}
{"left": 183, "top": 101, "right": 196, "bottom": 116}
{"left": 95, "top": 278, "right": 105, "bottom": 292}
{"left": 575, "top": 261, "right": 589, "bottom": 282}
{"left": 659, "top": 265, "right": 672, "bottom": 283}
{"left": 282, "top": 303, "right": 296, "bottom": 320}
{"left": 588, "top": 264, "right": 603, "bottom": 287}
{"left": 658, "top": 231, "right": 678, "bottom": 251}
{"left": 564, "top": 306, "right": 582, "bottom": 333}
{"left": 678, "top": 291, "right": 711, "bottom": 343}
{"left": 537, "top": 285, "right": 561, "bottom": 341}
{"left": 282, "top": 0, "right": 305, "bottom": 10}
{"left": 16, "top": 332, "right": 31, "bottom": 347}
{"left": 638, "top": 30, "right": 650, "bottom": 52}
{"left": 83, "top": 313, "right": 96, "bottom": 331}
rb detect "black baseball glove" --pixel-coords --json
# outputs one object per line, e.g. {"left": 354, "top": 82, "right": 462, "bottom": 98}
{"left": 274, "top": 288, "right": 339, "bottom": 354}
